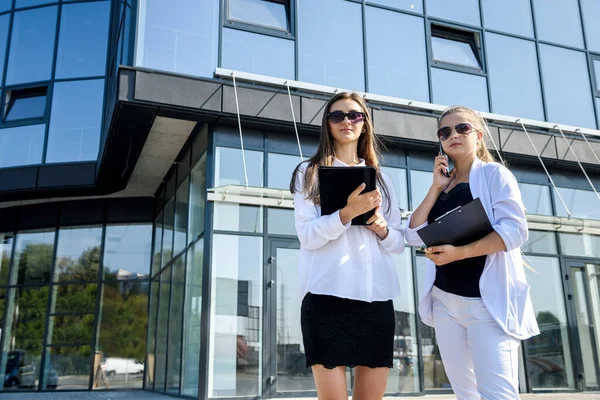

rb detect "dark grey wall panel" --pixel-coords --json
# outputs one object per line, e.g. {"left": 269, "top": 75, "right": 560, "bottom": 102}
{"left": 301, "top": 97, "right": 327, "bottom": 126}
{"left": 0, "top": 167, "right": 37, "bottom": 191}
{"left": 222, "top": 86, "right": 300, "bottom": 122}
{"left": 60, "top": 199, "right": 105, "bottom": 226}
{"left": 18, "top": 204, "right": 59, "bottom": 230}
{"left": 38, "top": 163, "right": 96, "bottom": 188}
{"left": 107, "top": 197, "right": 154, "bottom": 223}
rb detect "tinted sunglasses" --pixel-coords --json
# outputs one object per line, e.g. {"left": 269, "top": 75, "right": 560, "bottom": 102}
{"left": 327, "top": 111, "right": 366, "bottom": 124}
{"left": 437, "top": 122, "right": 476, "bottom": 141}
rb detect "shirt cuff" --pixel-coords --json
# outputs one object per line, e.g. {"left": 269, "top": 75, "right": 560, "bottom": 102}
{"left": 378, "top": 226, "right": 397, "bottom": 251}
{"left": 330, "top": 209, "right": 351, "bottom": 234}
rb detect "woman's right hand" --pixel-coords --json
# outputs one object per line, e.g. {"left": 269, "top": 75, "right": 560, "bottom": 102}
{"left": 432, "top": 155, "right": 454, "bottom": 191}
{"left": 339, "top": 184, "right": 381, "bottom": 224}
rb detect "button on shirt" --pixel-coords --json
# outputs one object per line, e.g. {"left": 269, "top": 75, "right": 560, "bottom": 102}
{"left": 294, "top": 159, "right": 417, "bottom": 302}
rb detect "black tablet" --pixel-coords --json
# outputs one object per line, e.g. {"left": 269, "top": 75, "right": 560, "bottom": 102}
{"left": 318, "top": 166, "right": 377, "bottom": 225}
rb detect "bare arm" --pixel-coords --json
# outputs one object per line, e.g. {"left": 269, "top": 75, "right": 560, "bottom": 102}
{"left": 409, "top": 155, "right": 454, "bottom": 228}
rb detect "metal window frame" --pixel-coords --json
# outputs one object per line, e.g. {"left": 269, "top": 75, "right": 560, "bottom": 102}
{"left": 429, "top": 22, "right": 484, "bottom": 74}
{"left": 590, "top": 54, "right": 600, "bottom": 97}
{"left": 222, "top": 0, "right": 295, "bottom": 39}
{"left": 2, "top": 84, "right": 49, "bottom": 125}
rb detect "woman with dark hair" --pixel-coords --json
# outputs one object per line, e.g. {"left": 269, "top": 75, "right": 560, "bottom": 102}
{"left": 290, "top": 92, "right": 419, "bottom": 399}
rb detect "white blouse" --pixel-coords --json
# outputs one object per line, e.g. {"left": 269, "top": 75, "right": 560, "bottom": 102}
{"left": 293, "top": 158, "right": 418, "bottom": 302}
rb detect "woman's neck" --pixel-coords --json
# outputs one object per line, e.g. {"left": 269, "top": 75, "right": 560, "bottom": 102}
{"left": 334, "top": 143, "right": 360, "bottom": 165}
{"left": 453, "top": 154, "right": 476, "bottom": 180}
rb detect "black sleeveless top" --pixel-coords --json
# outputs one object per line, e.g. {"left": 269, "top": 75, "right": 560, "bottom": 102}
{"left": 427, "top": 183, "right": 487, "bottom": 298}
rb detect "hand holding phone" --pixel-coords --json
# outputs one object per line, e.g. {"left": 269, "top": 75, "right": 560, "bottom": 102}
{"left": 439, "top": 140, "right": 451, "bottom": 178}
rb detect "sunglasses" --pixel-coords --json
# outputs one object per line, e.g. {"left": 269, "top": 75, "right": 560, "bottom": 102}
{"left": 437, "top": 122, "right": 477, "bottom": 141}
{"left": 327, "top": 111, "right": 366, "bottom": 124}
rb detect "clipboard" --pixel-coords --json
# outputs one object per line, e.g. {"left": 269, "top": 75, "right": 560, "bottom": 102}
{"left": 417, "top": 197, "right": 493, "bottom": 247}
{"left": 318, "top": 166, "right": 377, "bottom": 225}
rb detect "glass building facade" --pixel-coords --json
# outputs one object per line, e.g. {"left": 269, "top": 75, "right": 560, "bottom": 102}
{"left": 0, "top": 0, "right": 599, "bottom": 398}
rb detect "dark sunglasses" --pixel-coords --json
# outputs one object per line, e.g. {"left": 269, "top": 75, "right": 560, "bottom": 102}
{"left": 437, "top": 122, "right": 477, "bottom": 141}
{"left": 327, "top": 111, "right": 366, "bottom": 124}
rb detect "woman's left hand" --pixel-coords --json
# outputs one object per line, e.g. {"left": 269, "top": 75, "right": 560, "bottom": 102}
{"left": 424, "top": 245, "right": 465, "bottom": 265}
{"left": 366, "top": 205, "right": 389, "bottom": 240}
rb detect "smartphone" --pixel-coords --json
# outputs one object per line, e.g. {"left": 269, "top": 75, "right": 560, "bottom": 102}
{"left": 439, "top": 139, "right": 451, "bottom": 178}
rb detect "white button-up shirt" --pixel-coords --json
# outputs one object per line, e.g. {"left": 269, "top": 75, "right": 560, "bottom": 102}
{"left": 293, "top": 158, "right": 416, "bottom": 302}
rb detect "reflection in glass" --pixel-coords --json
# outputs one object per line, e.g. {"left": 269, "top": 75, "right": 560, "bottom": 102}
{"left": 135, "top": 0, "right": 219, "bottom": 78}
{"left": 432, "top": 36, "right": 480, "bottom": 69}
{"left": 103, "top": 224, "right": 152, "bottom": 280}
{"left": 6, "top": 6, "right": 58, "bottom": 85}
{"left": 268, "top": 153, "right": 300, "bottom": 190}
{"left": 557, "top": 187, "right": 600, "bottom": 220}
{"left": 410, "top": 170, "right": 433, "bottom": 210}
{"left": 189, "top": 154, "right": 207, "bottom": 242}
{"left": 13, "top": 229, "right": 55, "bottom": 285}
{"left": 46, "top": 79, "right": 105, "bottom": 163}
{"left": 48, "top": 314, "right": 94, "bottom": 345}
{"left": 182, "top": 240, "right": 203, "bottom": 396}
{"left": 162, "top": 199, "right": 175, "bottom": 266}
{"left": 481, "top": 0, "right": 533, "bottom": 37}
{"left": 581, "top": 0, "right": 600, "bottom": 53}
{"left": 53, "top": 283, "right": 97, "bottom": 314}
{"left": 427, "top": 0, "right": 480, "bottom": 26}
{"left": 267, "top": 208, "right": 295, "bottom": 236}
{"left": 174, "top": 179, "right": 189, "bottom": 257}
{"left": 522, "top": 231, "right": 557, "bottom": 254}
{"left": 215, "top": 147, "right": 264, "bottom": 187}
{"left": 0, "top": 233, "right": 14, "bottom": 286}
{"left": 559, "top": 233, "right": 600, "bottom": 258}
{"left": 431, "top": 68, "right": 489, "bottom": 112}
{"left": 96, "top": 281, "right": 148, "bottom": 389}
{"left": 53, "top": 226, "right": 102, "bottom": 282}
{"left": 367, "top": 0, "right": 422, "bottom": 13}
{"left": 381, "top": 166, "right": 409, "bottom": 212}
{"left": 210, "top": 234, "right": 262, "bottom": 396}
{"left": 486, "top": 33, "right": 544, "bottom": 120}
{"left": 519, "top": 183, "right": 552, "bottom": 215}
{"left": 524, "top": 256, "right": 575, "bottom": 389}
{"left": 532, "top": 0, "right": 583, "bottom": 48}
{"left": 0, "top": 124, "right": 45, "bottom": 168}
{"left": 366, "top": 7, "right": 428, "bottom": 102}
{"left": 539, "top": 44, "right": 596, "bottom": 129}
{"left": 152, "top": 212, "right": 163, "bottom": 276}
{"left": 44, "top": 346, "right": 91, "bottom": 390}
{"left": 154, "top": 267, "right": 171, "bottom": 392}
{"left": 55, "top": 1, "right": 110, "bottom": 79}
{"left": 146, "top": 279, "right": 159, "bottom": 388}
{"left": 1, "top": 286, "right": 49, "bottom": 391}
{"left": 4, "top": 88, "right": 47, "bottom": 121}
{"left": 228, "top": 0, "right": 288, "bottom": 30}
{"left": 214, "top": 203, "right": 263, "bottom": 233}
{"left": 166, "top": 256, "right": 185, "bottom": 394}
{"left": 298, "top": 0, "right": 364, "bottom": 90}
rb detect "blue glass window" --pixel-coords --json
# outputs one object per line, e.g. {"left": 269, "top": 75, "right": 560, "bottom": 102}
{"left": 486, "top": 33, "right": 543, "bottom": 120}
{"left": 228, "top": 0, "right": 288, "bottom": 31}
{"left": 298, "top": 0, "right": 364, "bottom": 90}
{"left": 432, "top": 36, "right": 480, "bottom": 69}
{"left": 481, "top": 0, "right": 533, "bottom": 38}
{"left": 0, "top": 0, "right": 10, "bottom": 12}
{"left": 15, "top": 0, "right": 54, "bottom": 8}
{"left": 366, "top": 7, "right": 428, "bottom": 102}
{"left": 6, "top": 6, "right": 58, "bottom": 85}
{"left": 532, "top": 0, "right": 583, "bottom": 49}
{"left": 367, "top": 0, "right": 423, "bottom": 13}
{"left": 135, "top": 0, "right": 219, "bottom": 79}
{"left": 581, "top": 0, "right": 600, "bottom": 53}
{"left": 431, "top": 68, "right": 489, "bottom": 111}
{"left": 426, "top": 0, "right": 480, "bottom": 26}
{"left": 46, "top": 79, "right": 105, "bottom": 163}
{"left": 539, "top": 45, "right": 596, "bottom": 129}
{"left": 221, "top": 28, "right": 294, "bottom": 79}
{"left": 0, "top": 15, "right": 9, "bottom": 81}
{"left": 0, "top": 124, "right": 45, "bottom": 167}
{"left": 55, "top": 2, "right": 110, "bottom": 79}
{"left": 4, "top": 87, "right": 47, "bottom": 121}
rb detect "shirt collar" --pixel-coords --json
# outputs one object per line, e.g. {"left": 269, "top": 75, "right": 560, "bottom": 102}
{"left": 333, "top": 158, "right": 366, "bottom": 167}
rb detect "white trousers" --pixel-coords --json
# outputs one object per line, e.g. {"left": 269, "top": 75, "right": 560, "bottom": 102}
{"left": 431, "top": 286, "right": 521, "bottom": 400}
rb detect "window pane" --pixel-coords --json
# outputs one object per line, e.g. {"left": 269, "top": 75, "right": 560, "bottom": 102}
{"left": 366, "top": 7, "right": 429, "bottom": 102}
{"left": 5, "top": 93, "right": 46, "bottom": 121}
{"left": 222, "top": 28, "right": 294, "bottom": 80}
{"left": 55, "top": 1, "right": 110, "bottom": 79}
{"left": 432, "top": 36, "right": 480, "bottom": 69}
{"left": 481, "top": 0, "right": 533, "bottom": 37}
{"left": 299, "top": 0, "right": 365, "bottom": 90}
{"left": 46, "top": 79, "right": 105, "bottom": 163}
{"left": 228, "top": 0, "right": 288, "bottom": 30}
{"left": 146, "top": 278, "right": 159, "bottom": 388}
{"left": 166, "top": 256, "right": 185, "bottom": 394}
{"left": 432, "top": 68, "right": 489, "bottom": 111}
{"left": 0, "top": 233, "right": 13, "bottom": 286}
{"left": 368, "top": 0, "right": 423, "bottom": 13}
{"left": 13, "top": 229, "right": 55, "bottom": 285}
{"left": 53, "top": 226, "right": 102, "bottom": 282}
{"left": 6, "top": 6, "right": 57, "bottom": 85}
{"left": 267, "top": 208, "right": 295, "bottom": 236}
{"left": 174, "top": 178, "right": 189, "bottom": 256}
{"left": 0, "top": 286, "right": 49, "bottom": 391}
{"left": 52, "top": 283, "right": 97, "bottom": 314}
{"left": 267, "top": 153, "right": 300, "bottom": 190}
{"left": 519, "top": 183, "right": 552, "bottom": 215}
{"left": 381, "top": 166, "right": 409, "bottom": 212}
{"left": 152, "top": 212, "right": 163, "bottom": 277}
{"left": 426, "top": 0, "right": 480, "bottom": 26}
{"left": 0, "top": 123, "right": 45, "bottom": 168}
{"left": 103, "top": 224, "right": 152, "bottom": 280}
{"left": 154, "top": 267, "right": 171, "bottom": 392}
{"left": 189, "top": 154, "right": 207, "bottom": 242}
{"left": 95, "top": 281, "right": 148, "bottom": 389}
{"left": 44, "top": 346, "right": 91, "bottom": 390}
{"left": 410, "top": 170, "right": 433, "bottom": 210}
{"left": 522, "top": 230, "right": 558, "bottom": 254}
{"left": 162, "top": 199, "right": 175, "bottom": 266}
{"left": 486, "top": 33, "right": 544, "bottom": 120}
{"left": 15, "top": 0, "right": 54, "bottom": 7}
{"left": 0, "top": 15, "right": 11, "bottom": 82}
{"left": 581, "top": 0, "right": 600, "bottom": 53}
{"left": 47, "top": 314, "right": 94, "bottom": 345}
{"left": 182, "top": 240, "right": 203, "bottom": 397}
{"left": 559, "top": 233, "right": 600, "bottom": 258}
{"left": 214, "top": 204, "right": 263, "bottom": 233}
{"left": 209, "top": 234, "right": 263, "bottom": 397}
{"left": 215, "top": 147, "right": 263, "bottom": 187}
{"left": 532, "top": 0, "right": 583, "bottom": 48}
{"left": 136, "top": 0, "right": 219, "bottom": 78}
{"left": 556, "top": 187, "right": 600, "bottom": 219}
{"left": 594, "top": 60, "right": 600, "bottom": 92}
{"left": 523, "top": 256, "right": 575, "bottom": 389}
{"left": 0, "top": 0, "right": 10, "bottom": 12}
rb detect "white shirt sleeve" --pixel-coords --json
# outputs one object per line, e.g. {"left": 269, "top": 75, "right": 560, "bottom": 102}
{"left": 489, "top": 165, "right": 529, "bottom": 251}
{"left": 404, "top": 214, "right": 427, "bottom": 247}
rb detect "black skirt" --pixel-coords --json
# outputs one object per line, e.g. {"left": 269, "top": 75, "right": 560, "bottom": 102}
{"left": 301, "top": 292, "right": 395, "bottom": 369}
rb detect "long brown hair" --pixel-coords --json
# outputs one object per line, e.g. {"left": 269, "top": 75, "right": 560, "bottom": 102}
{"left": 439, "top": 105, "right": 496, "bottom": 163}
{"left": 289, "top": 92, "right": 391, "bottom": 213}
